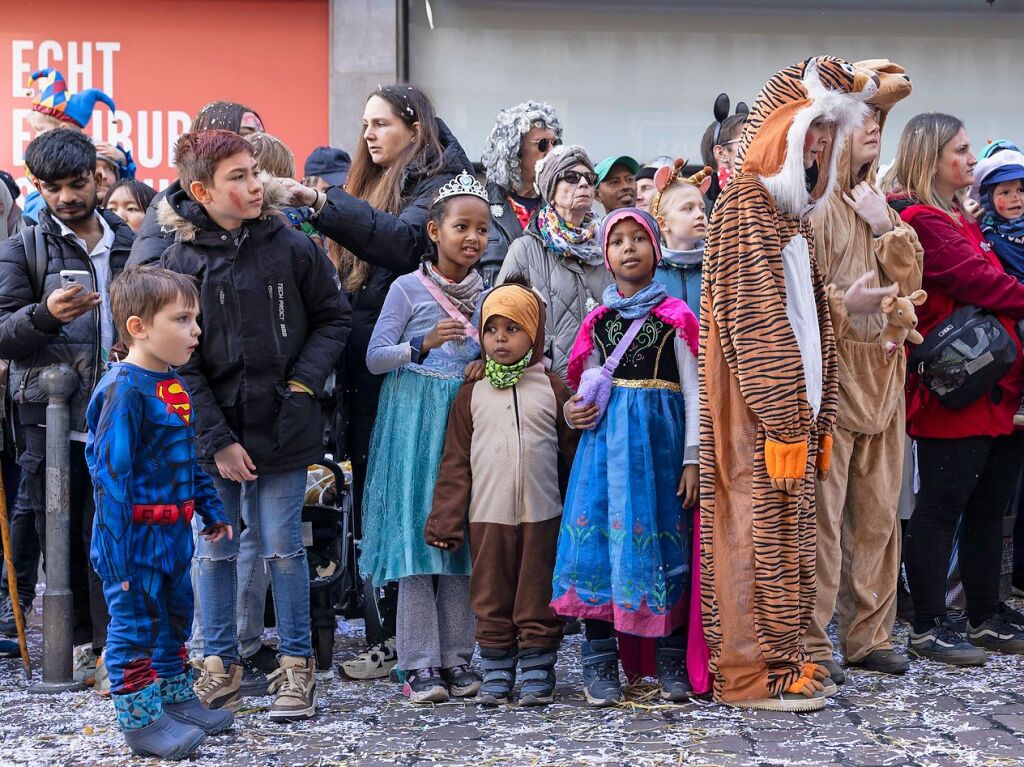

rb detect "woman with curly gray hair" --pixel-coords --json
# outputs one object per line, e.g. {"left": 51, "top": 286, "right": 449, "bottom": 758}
{"left": 479, "top": 101, "right": 563, "bottom": 285}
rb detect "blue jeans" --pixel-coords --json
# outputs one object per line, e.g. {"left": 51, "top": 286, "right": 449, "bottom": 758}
{"left": 197, "top": 469, "right": 311, "bottom": 663}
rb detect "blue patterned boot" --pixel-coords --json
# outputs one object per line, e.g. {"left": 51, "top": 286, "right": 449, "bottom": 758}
{"left": 113, "top": 683, "right": 206, "bottom": 760}
{"left": 159, "top": 672, "right": 234, "bottom": 735}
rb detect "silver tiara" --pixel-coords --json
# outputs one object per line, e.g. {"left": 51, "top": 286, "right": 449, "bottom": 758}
{"left": 433, "top": 170, "right": 488, "bottom": 205}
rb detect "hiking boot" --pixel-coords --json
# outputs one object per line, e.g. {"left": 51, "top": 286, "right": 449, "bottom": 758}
{"left": 338, "top": 637, "right": 397, "bottom": 680}
{"left": 580, "top": 638, "right": 621, "bottom": 707}
{"left": 440, "top": 664, "right": 481, "bottom": 698}
{"left": 518, "top": 648, "right": 557, "bottom": 706}
{"left": 655, "top": 638, "right": 693, "bottom": 702}
{"left": 159, "top": 672, "right": 234, "bottom": 735}
{"left": 402, "top": 667, "right": 449, "bottom": 704}
{"left": 478, "top": 648, "right": 516, "bottom": 706}
{"left": 267, "top": 656, "right": 317, "bottom": 721}
{"left": 73, "top": 643, "right": 100, "bottom": 686}
{"left": 967, "top": 614, "right": 1024, "bottom": 654}
{"left": 113, "top": 683, "right": 206, "bottom": 760}
{"left": 849, "top": 648, "right": 909, "bottom": 675}
{"left": 908, "top": 619, "right": 988, "bottom": 666}
{"left": 727, "top": 674, "right": 826, "bottom": 712}
{"left": 0, "top": 595, "right": 29, "bottom": 637}
{"left": 191, "top": 656, "right": 243, "bottom": 712}
{"left": 239, "top": 644, "right": 278, "bottom": 697}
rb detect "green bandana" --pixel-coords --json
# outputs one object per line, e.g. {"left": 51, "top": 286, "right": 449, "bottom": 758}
{"left": 484, "top": 350, "right": 533, "bottom": 389}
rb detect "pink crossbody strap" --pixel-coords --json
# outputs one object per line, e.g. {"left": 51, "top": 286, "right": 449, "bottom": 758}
{"left": 602, "top": 316, "right": 648, "bottom": 375}
{"left": 416, "top": 270, "right": 479, "bottom": 342}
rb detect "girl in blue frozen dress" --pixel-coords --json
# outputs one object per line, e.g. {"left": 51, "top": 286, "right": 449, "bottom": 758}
{"left": 555, "top": 207, "right": 700, "bottom": 707}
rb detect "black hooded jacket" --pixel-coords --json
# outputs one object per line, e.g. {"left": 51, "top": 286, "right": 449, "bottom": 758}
{"left": 154, "top": 182, "right": 351, "bottom": 474}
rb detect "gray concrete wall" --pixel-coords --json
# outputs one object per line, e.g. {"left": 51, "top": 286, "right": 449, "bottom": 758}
{"left": 329, "top": 0, "right": 398, "bottom": 152}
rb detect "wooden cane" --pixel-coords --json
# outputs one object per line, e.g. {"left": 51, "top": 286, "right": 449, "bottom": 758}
{"left": 0, "top": 473, "right": 31, "bottom": 681}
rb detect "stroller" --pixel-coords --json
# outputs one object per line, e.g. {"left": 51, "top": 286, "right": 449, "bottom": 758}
{"left": 302, "top": 458, "right": 362, "bottom": 670}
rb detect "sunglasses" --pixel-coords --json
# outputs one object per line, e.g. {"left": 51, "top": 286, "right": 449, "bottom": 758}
{"left": 526, "top": 136, "right": 563, "bottom": 153}
{"left": 557, "top": 169, "right": 598, "bottom": 187}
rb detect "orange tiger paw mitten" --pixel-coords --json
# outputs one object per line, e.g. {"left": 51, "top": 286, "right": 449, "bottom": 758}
{"left": 816, "top": 434, "right": 833, "bottom": 481}
{"left": 764, "top": 438, "right": 807, "bottom": 493}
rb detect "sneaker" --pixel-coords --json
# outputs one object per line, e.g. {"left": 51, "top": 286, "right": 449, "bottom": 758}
{"left": 267, "top": 656, "right": 317, "bottom": 721}
{"left": 0, "top": 595, "right": 29, "bottom": 637}
{"left": 338, "top": 638, "right": 397, "bottom": 681}
{"left": 94, "top": 650, "right": 111, "bottom": 696}
{"left": 191, "top": 656, "right": 243, "bottom": 712}
{"left": 580, "top": 638, "right": 621, "bottom": 708}
{"left": 967, "top": 614, "right": 1024, "bottom": 654}
{"left": 908, "top": 619, "right": 988, "bottom": 666}
{"left": 848, "top": 648, "right": 909, "bottom": 675}
{"left": 402, "top": 667, "right": 449, "bottom": 704}
{"left": 440, "top": 664, "right": 481, "bottom": 697}
{"left": 727, "top": 675, "right": 826, "bottom": 712}
{"left": 239, "top": 644, "right": 278, "bottom": 697}
{"left": 73, "top": 643, "right": 100, "bottom": 686}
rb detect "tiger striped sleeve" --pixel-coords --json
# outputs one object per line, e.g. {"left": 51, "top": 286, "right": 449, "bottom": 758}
{"left": 705, "top": 179, "right": 810, "bottom": 445}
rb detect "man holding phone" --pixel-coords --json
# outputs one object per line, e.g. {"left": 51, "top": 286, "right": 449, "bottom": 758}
{"left": 0, "top": 128, "right": 135, "bottom": 679}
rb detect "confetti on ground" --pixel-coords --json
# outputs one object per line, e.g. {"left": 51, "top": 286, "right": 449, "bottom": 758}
{"left": 3, "top": 607, "right": 1024, "bottom": 766}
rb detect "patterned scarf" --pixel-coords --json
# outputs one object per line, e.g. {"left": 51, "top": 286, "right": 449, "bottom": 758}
{"left": 424, "top": 263, "right": 485, "bottom": 320}
{"left": 537, "top": 204, "right": 603, "bottom": 265}
{"left": 602, "top": 280, "right": 667, "bottom": 320}
{"left": 484, "top": 350, "right": 533, "bottom": 389}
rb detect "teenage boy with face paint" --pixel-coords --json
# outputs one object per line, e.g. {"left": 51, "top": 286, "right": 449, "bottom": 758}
{"left": 153, "top": 130, "right": 350, "bottom": 721}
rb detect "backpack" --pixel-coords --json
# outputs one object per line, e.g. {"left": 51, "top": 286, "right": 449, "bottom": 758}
{"left": 20, "top": 224, "right": 48, "bottom": 301}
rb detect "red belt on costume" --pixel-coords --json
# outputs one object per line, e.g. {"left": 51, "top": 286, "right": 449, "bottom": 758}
{"left": 132, "top": 500, "right": 195, "bottom": 525}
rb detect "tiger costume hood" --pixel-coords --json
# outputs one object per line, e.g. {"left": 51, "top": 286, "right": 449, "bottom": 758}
{"left": 738, "top": 56, "right": 879, "bottom": 217}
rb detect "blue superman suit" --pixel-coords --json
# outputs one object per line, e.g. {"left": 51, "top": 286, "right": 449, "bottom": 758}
{"left": 86, "top": 363, "right": 227, "bottom": 693}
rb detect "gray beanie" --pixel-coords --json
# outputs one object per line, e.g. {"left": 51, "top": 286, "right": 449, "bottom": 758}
{"left": 535, "top": 144, "right": 594, "bottom": 203}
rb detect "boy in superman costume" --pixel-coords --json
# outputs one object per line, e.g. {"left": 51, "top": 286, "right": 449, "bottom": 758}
{"left": 86, "top": 266, "right": 233, "bottom": 760}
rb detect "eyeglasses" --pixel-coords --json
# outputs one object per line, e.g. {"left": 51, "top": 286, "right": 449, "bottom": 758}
{"left": 526, "top": 137, "right": 563, "bottom": 153}
{"left": 556, "top": 170, "right": 598, "bottom": 187}
{"left": 719, "top": 139, "right": 741, "bottom": 148}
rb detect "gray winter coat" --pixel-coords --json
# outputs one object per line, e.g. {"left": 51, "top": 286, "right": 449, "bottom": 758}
{"left": 497, "top": 220, "right": 612, "bottom": 380}
{"left": 0, "top": 207, "right": 133, "bottom": 430}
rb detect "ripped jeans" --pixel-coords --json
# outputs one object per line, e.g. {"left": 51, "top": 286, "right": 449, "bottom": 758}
{"left": 197, "top": 469, "right": 311, "bottom": 663}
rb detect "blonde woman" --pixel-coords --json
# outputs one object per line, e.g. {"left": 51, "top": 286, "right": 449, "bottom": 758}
{"left": 887, "top": 113, "right": 1024, "bottom": 666}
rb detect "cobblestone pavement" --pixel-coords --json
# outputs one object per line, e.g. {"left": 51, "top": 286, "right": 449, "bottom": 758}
{"left": 3, "top": 609, "right": 1024, "bottom": 766}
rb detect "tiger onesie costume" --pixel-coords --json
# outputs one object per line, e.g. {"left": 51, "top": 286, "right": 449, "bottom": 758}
{"left": 699, "top": 56, "right": 878, "bottom": 711}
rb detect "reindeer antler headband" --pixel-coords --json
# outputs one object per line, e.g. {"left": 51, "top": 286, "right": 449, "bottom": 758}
{"left": 649, "top": 159, "right": 713, "bottom": 219}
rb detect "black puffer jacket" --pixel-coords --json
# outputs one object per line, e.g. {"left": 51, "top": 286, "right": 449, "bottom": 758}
{"left": 155, "top": 182, "right": 351, "bottom": 474}
{"left": 0, "top": 207, "right": 134, "bottom": 430}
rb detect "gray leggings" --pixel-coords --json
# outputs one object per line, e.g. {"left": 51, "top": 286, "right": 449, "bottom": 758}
{"left": 396, "top": 574, "right": 475, "bottom": 671}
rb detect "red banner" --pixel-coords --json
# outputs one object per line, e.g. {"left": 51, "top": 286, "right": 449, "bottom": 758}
{"left": 1, "top": 0, "right": 329, "bottom": 194}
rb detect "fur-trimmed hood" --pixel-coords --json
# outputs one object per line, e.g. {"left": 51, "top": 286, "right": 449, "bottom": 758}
{"left": 738, "top": 56, "right": 878, "bottom": 218}
{"left": 155, "top": 173, "right": 290, "bottom": 242}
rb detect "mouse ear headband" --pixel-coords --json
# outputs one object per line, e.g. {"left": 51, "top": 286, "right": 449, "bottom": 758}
{"left": 650, "top": 159, "right": 713, "bottom": 218}
{"left": 711, "top": 93, "right": 750, "bottom": 146}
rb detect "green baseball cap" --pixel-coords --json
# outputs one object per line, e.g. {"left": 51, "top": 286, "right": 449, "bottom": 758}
{"left": 594, "top": 155, "right": 640, "bottom": 185}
